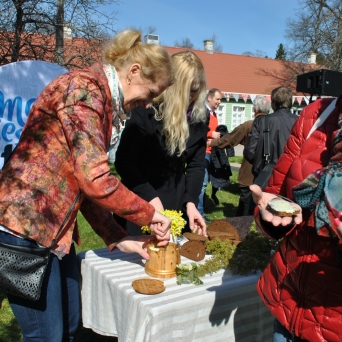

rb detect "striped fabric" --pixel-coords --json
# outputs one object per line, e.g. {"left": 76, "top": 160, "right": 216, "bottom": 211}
{"left": 78, "top": 248, "right": 273, "bottom": 342}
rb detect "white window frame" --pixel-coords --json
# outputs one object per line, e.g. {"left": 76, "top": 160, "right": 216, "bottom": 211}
{"left": 216, "top": 104, "right": 226, "bottom": 126}
{"left": 232, "top": 105, "right": 246, "bottom": 129}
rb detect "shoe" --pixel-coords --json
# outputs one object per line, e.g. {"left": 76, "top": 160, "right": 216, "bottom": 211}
{"left": 203, "top": 216, "right": 212, "bottom": 223}
{"left": 211, "top": 194, "right": 220, "bottom": 206}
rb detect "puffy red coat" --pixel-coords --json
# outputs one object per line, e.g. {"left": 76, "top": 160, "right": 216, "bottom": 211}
{"left": 256, "top": 97, "right": 342, "bottom": 342}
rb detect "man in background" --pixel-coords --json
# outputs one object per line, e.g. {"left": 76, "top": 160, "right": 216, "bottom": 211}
{"left": 197, "top": 88, "right": 222, "bottom": 222}
{"left": 208, "top": 95, "right": 271, "bottom": 216}
{"left": 244, "top": 86, "right": 298, "bottom": 181}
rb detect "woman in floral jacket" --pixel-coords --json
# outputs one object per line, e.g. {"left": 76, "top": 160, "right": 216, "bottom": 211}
{"left": 0, "top": 29, "right": 174, "bottom": 341}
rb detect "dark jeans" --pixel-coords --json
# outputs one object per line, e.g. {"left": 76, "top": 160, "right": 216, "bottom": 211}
{"left": 0, "top": 230, "right": 80, "bottom": 342}
{"left": 235, "top": 186, "right": 255, "bottom": 216}
{"left": 273, "top": 319, "right": 308, "bottom": 342}
{"left": 198, "top": 153, "right": 211, "bottom": 216}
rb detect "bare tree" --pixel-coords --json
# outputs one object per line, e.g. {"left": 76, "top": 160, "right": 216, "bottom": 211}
{"left": 285, "top": 0, "right": 342, "bottom": 71}
{"left": 210, "top": 34, "right": 222, "bottom": 53}
{"left": 241, "top": 50, "right": 268, "bottom": 58}
{"left": 258, "top": 60, "right": 318, "bottom": 92}
{"left": 174, "top": 37, "right": 194, "bottom": 49}
{"left": 0, "top": 0, "right": 120, "bottom": 69}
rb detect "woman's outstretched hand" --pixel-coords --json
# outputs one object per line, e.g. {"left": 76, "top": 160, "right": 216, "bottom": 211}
{"left": 250, "top": 184, "right": 303, "bottom": 226}
{"left": 186, "top": 202, "right": 207, "bottom": 236}
{"left": 116, "top": 235, "right": 160, "bottom": 260}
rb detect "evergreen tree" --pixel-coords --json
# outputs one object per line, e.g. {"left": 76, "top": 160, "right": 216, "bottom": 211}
{"left": 275, "top": 43, "right": 287, "bottom": 60}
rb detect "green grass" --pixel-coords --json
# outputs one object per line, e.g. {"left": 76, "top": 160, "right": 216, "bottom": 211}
{"left": 0, "top": 159, "right": 241, "bottom": 341}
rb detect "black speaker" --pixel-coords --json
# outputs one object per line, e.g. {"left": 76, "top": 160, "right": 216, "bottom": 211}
{"left": 296, "top": 69, "right": 342, "bottom": 97}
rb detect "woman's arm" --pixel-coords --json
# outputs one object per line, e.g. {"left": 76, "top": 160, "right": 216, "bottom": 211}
{"left": 59, "top": 75, "right": 156, "bottom": 227}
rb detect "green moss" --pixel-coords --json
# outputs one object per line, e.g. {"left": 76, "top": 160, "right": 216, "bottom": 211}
{"left": 229, "top": 227, "right": 278, "bottom": 275}
{"left": 198, "top": 238, "right": 236, "bottom": 277}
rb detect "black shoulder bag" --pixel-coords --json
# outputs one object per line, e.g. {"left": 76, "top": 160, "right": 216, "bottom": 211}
{"left": 253, "top": 115, "right": 274, "bottom": 190}
{"left": 0, "top": 191, "right": 80, "bottom": 301}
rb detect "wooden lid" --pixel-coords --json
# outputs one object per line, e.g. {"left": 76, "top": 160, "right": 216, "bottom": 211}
{"left": 132, "top": 278, "right": 165, "bottom": 295}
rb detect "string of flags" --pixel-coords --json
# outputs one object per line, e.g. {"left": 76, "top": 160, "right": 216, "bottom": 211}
{"left": 221, "top": 92, "right": 315, "bottom": 105}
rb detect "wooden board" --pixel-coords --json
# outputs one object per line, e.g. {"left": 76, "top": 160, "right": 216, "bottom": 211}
{"left": 132, "top": 278, "right": 165, "bottom": 295}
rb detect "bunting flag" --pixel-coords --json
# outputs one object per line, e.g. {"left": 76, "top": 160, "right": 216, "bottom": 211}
{"left": 249, "top": 94, "right": 256, "bottom": 103}
{"left": 217, "top": 93, "right": 311, "bottom": 107}
{"left": 233, "top": 93, "right": 239, "bottom": 102}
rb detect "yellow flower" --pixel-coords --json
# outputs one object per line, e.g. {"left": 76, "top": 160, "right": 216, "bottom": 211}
{"left": 141, "top": 209, "right": 186, "bottom": 238}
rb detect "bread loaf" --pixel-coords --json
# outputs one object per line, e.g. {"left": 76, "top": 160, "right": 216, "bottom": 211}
{"left": 207, "top": 220, "right": 241, "bottom": 244}
{"left": 180, "top": 241, "right": 206, "bottom": 261}
{"left": 183, "top": 232, "right": 208, "bottom": 242}
{"left": 267, "top": 197, "right": 300, "bottom": 217}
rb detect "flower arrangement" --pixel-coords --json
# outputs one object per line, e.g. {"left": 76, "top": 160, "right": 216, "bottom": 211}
{"left": 141, "top": 209, "right": 186, "bottom": 239}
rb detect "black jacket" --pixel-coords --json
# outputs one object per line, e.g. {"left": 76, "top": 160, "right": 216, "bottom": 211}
{"left": 209, "top": 125, "right": 233, "bottom": 188}
{"left": 244, "top": 108, "right": 298, "bottom": 177}
{"left": 114, "top": 106, "right": 208, "bottom": 234}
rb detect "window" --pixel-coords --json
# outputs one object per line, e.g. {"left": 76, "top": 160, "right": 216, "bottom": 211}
{"left": 216, "top": 104, "right": 226, "bottom": 125}
{"left": 292, "top": 108, "right": 303, "bottom": 116}
{"left": 232, "top": 105, "right": 245, "bottom": 129}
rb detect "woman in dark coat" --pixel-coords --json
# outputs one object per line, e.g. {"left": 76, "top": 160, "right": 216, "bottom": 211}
{"left": 115, "top": 51, "right": 208, "bottom": 236}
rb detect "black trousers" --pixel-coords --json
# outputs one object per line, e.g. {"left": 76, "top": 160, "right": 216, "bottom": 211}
{"left": 235, "top": 186, "right": 255, "bottom": 217}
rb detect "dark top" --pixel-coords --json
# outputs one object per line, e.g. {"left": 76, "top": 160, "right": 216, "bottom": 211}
{"left": 114, "top": 105, "right": 208, "bottom": 235}
{"left": 209, "top": 125, "right": 233, "bottom": 188}
{"left": 244, "top": 108, "right": 298, "bottom": 177}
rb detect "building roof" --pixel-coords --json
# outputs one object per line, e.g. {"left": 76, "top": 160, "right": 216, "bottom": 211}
{"left": 164, "top": 46, "right": 310, "bottom": 98}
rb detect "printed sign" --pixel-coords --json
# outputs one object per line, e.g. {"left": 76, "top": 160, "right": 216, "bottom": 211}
{"left": 0, "top": 60, "right": 67, "bottom": 169}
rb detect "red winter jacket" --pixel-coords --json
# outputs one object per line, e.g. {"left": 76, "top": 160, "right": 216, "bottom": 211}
{"left": 256, "top": 97, "right": 342, "bottom": 342}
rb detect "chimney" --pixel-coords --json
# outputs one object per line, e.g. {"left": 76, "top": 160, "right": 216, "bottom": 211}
{"left": 308, "top": 52, "right": 317, "bottom": 64}
{"left": 63, "top": 25, "right": 72, "bottom": 39}
{"left": 203, "top": 40, "right": 214, "bottom": 54}
{"left": 144, "top": 34, "right": 159, "bottom": 44}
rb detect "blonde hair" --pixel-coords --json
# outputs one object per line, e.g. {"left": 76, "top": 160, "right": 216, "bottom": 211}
{"left": 103, "top": 29, "right": 174, "bottom": 85}
{"left": 153, "top": 51, "right": 207, "bottom": 156}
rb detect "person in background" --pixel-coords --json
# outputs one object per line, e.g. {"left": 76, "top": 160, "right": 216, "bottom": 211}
{"left": 198, "top": 88, "right": 222, "bottom": 222}
{"left": 0, "top": 29, "right": 174, "bottom": 341}
{"left": 208, "top": 95, "right": 271, "bottom": 216}
{"left": 208, "top": 124, "right": 234, "bottom": 206}
{"left": 115, "top": 50, "right": 207, "bottom": 237}
{"left": 244, "top": 86, "right": 297, "bottom": 180}
{"left": 250, "top": 94, "right": 342, "bottom": 341}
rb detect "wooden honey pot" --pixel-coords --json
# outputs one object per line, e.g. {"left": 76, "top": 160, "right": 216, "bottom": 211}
{"left": 145, "top": 242, "right": 180, "bottom": 278}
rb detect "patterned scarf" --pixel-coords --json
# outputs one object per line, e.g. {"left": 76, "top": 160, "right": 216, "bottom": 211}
{"left": 293, "top": 98, "right": 342, "bottom": 238}
{"left": 103, "top": 64, "right": 125, "bottom": 150}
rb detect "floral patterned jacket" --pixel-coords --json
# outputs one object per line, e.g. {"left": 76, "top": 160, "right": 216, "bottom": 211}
{"left": 0, "top": 63, "right": 154, "bottom": 253}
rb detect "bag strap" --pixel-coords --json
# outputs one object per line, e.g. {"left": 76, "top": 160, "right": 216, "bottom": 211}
{"left": 263, "top": 115, "right": 270, "bottom": 164}
{"left": 306, "top": 98, "right": 337, "bottom": 140}
{"left": 49, "top": 190, "right": 81, "bottom": 248}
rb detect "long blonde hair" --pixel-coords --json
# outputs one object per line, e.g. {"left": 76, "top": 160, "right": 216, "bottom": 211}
{"left": 154, "top": 51, "right": 207, "bottom": 156}
{"left": 103, "top": 29, "right": 174, "bottom": 85}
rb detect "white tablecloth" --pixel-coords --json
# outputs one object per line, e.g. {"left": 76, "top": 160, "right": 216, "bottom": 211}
{"left": 78, "top": 248, "right": 273, "bottom": 342}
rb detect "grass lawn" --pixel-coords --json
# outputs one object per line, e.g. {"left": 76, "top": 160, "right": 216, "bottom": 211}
{"left": 0, "top": 157, "right": 242, "bottom": 341}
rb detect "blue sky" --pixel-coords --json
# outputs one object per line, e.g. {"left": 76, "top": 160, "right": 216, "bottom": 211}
{"left": 104, "top": 0, "right": 301, "bottom": 58}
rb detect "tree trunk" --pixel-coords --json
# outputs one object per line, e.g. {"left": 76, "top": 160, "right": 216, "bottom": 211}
{"left": 55, "top": 0, "right": 64, "bottom": 65}
{"left": 13, "top": 0, "right": 24, "bottom": 62}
